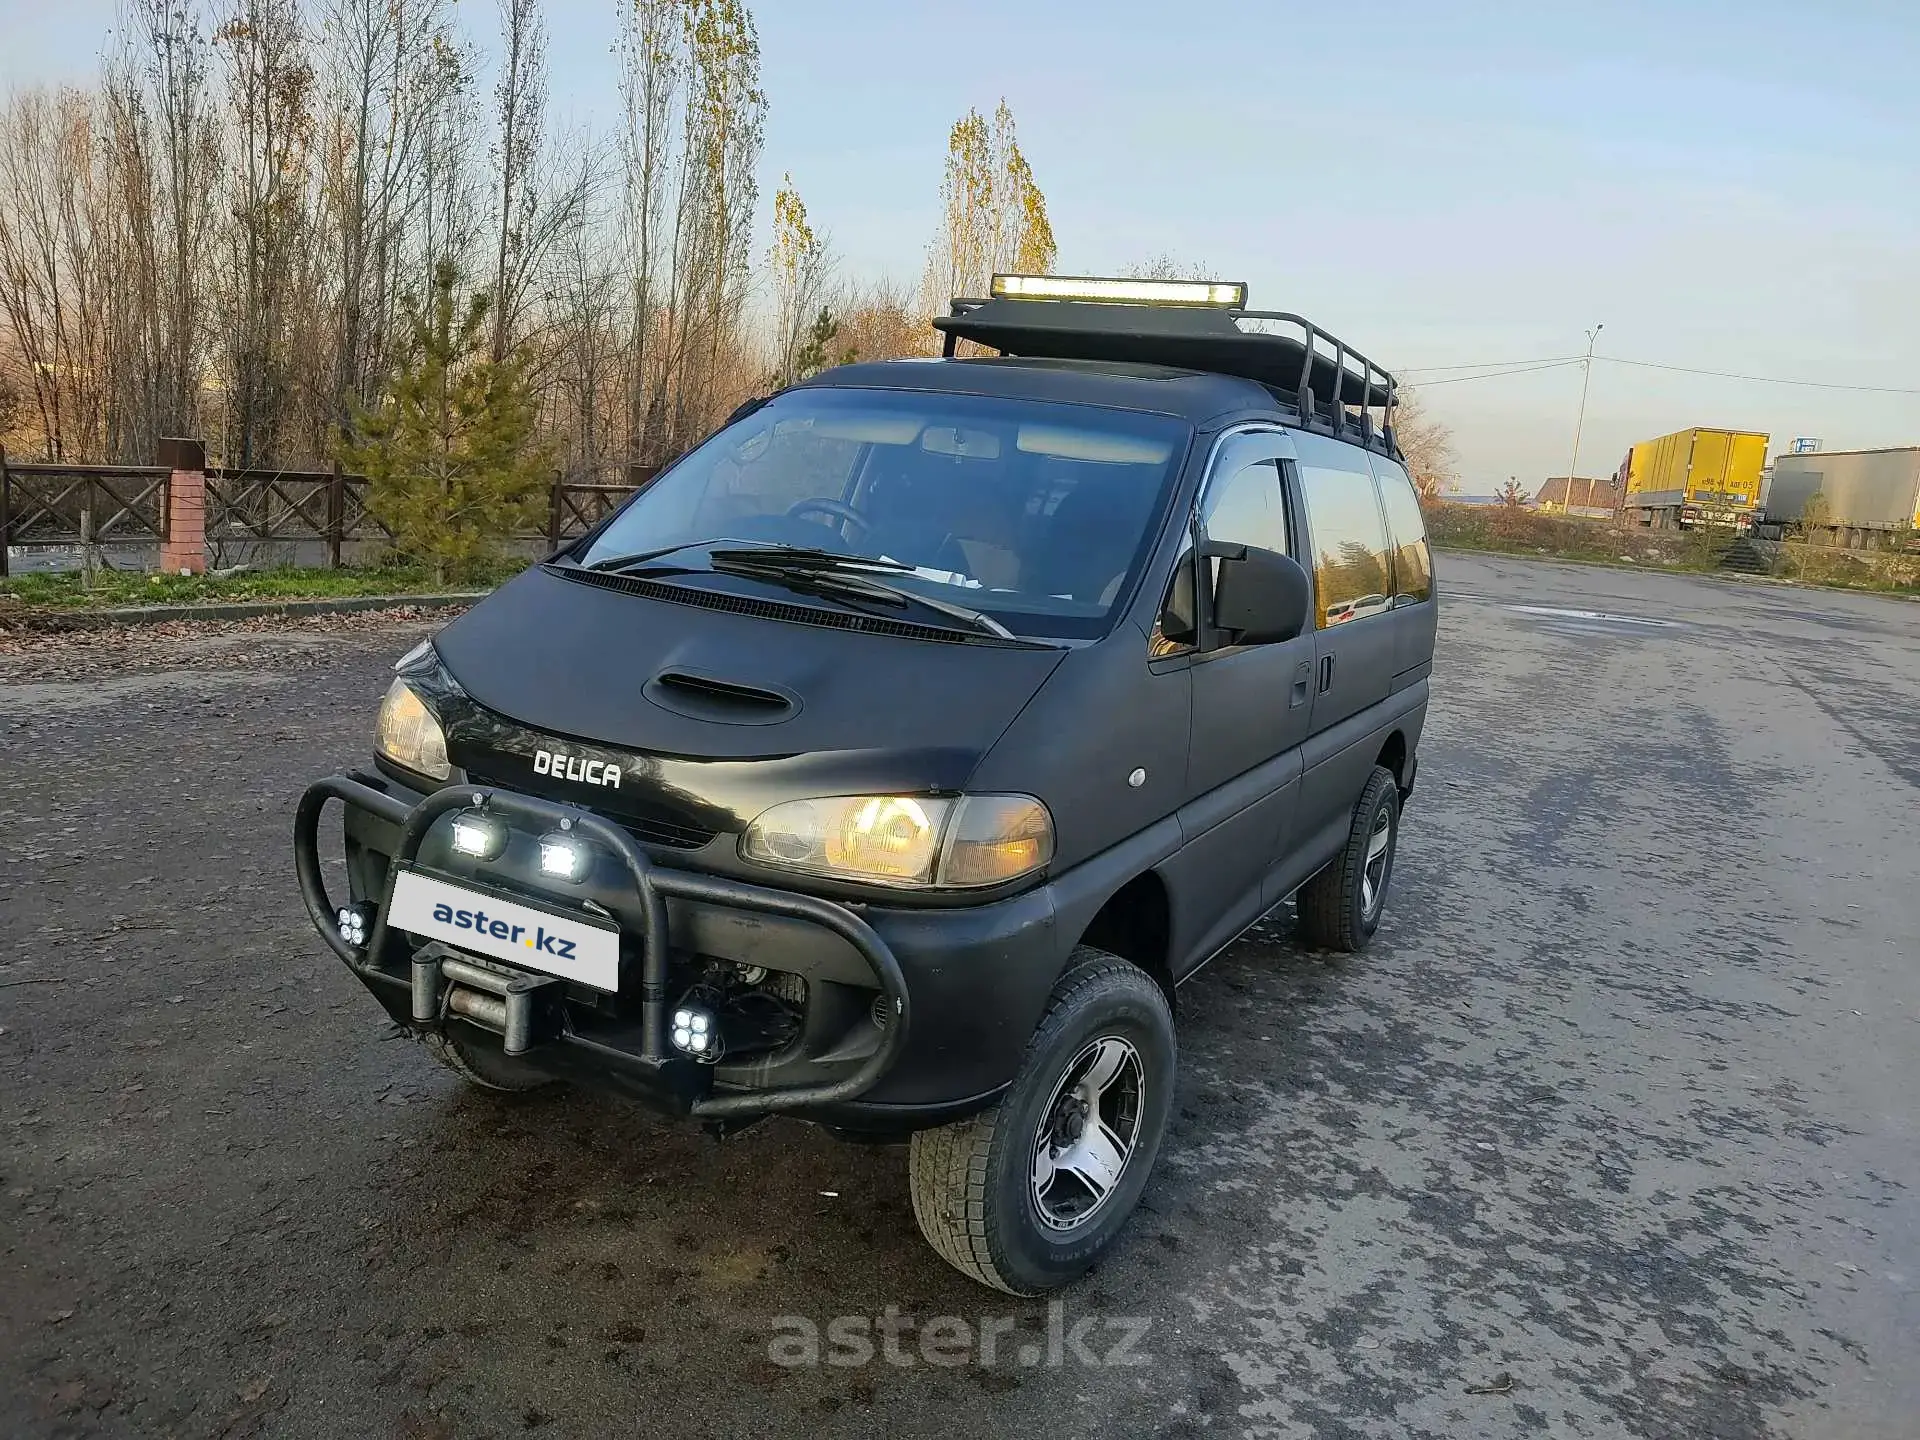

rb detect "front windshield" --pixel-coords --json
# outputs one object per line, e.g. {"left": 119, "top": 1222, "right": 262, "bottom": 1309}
{"left": 577, "top": 387, "right": 1191, "bottom": 640}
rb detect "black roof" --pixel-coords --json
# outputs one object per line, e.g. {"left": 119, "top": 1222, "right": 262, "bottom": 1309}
{"left": 797, "top": 355, "right": 1279, "bottom": 425}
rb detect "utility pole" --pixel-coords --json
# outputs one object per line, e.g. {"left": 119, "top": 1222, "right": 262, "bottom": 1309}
{"left": 1559, "top": 324, "right": 1605, "bottom": 514}
{"left": 1563, "top": 323, "right": 1603, "bottom": 514}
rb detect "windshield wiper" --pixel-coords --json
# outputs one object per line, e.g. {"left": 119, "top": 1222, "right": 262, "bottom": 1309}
{"left": 706, "top": 547, "right": 1018, "bottom": 640}
{"left": 587, "top": 541, "right": 908, "bottom": 577}
{"left": 579, "top": 541, "right": 1024, "bottom": 642}
{"left": 705, "top": 545, "right": 913, "bottom": 574}
{"left": 584, "top": 541, "right": 714, "bottom": 573}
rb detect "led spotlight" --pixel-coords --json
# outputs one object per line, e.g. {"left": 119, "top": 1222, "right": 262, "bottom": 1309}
{"left": 336, "top": 902, "right": 373, "bottom": 949}
{"left": 669, "top": 1005, "right": 720, "bottom": 1061}
{"left": 537, "top": 832, "right": 590, "bottom": 882}
{"left": 450, "top": 811, "right": 506, "bottom": 860}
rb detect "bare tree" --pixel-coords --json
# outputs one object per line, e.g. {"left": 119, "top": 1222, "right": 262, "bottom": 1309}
{"left": 834, "top": 278, "right": 931, "bottom": 364}
{"left": 0, "top": 0, "right": 777, "bottom": 483}
{"left": 1123, "top": 253, "right": 1216, "bottom": 281}
{"left": 613, "top": 0, "right": 762, "bottom": 463}
{"left": 0, "top": 90, "right": 110, "bottom": 460}
{"left": 1391, "top": 385, "right": 1459, "bottom": 502}
{"left": 315, "top": 0, "right": 466, "bottom": 435}
{"left": 543, "top": 171, "right": 622, "bottom": 478}
{"left": 100, "top": 0, "right": 222, "bottom": 453}
{"left": 488, "top": 0, "right": 543, "bottom": 362}
{"left": 212, "top": 0, "right": 313, "bottom": 465}
{"left": 617, "top": 0, "right": 681, "bottom": 463}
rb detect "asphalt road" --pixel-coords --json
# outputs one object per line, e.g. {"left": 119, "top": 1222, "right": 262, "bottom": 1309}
{"left": 3, "top": 554, "right": 1916, "bottom": 1440}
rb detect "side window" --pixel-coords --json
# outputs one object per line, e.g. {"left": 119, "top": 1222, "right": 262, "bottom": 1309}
{"left": 1153, "top": 452, "right": 1286, "bottom": 658}
{"left": 1199, "top": 458, "right": 1289, "bottom": 556}
{"left": 1372, "top": 458, "right": 1433, "bottom": 606}
{"left": 1294, "top": 436, "right": 1393, "bottom": 628}
{"left": 1148, "top": 535, "right": 1196, "bottom": 658}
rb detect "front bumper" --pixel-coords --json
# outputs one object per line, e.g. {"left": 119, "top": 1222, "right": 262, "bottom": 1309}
{"left": 294, "top": 773, "right": 923, "bottom": 1124}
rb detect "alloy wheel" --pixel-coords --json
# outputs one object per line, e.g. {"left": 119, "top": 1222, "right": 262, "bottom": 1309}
{"left": 1030, "top": 1035, "right": 1144, "bottom": 1232}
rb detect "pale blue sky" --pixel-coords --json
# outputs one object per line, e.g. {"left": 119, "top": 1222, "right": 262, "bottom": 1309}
{"left": 6, "top": 0, "right": 1918, "bottom": 485}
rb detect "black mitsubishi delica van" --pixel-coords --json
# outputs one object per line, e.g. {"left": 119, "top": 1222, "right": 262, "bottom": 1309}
{"left": 295, "top": 274, "right": 1437, "bottom": 1293}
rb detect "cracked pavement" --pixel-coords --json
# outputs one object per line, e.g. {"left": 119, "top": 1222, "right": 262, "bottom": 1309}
{"left": 2, "top": 553, "right": 1915, "bottom": 1438}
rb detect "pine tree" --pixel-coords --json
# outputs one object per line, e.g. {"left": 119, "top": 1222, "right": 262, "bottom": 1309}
{"left": 792, "top": 306, "right": 838, "bottom": 380}
{"left": 342, "top": 260, "right": 549, "bottom": 584}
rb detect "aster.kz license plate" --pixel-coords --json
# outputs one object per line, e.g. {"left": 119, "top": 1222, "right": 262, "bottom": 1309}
{"left": 386, "top": 869, "right": 620, "bottom": 990}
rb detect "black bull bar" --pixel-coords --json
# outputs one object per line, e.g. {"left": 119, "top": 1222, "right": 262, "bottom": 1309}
{"left": 293, "top": 775, "right": 911, "bottom": 1118}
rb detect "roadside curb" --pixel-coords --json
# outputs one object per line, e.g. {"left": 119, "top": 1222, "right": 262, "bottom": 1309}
{"left": 0, "top": 591, "right": 485, "bottom": 633}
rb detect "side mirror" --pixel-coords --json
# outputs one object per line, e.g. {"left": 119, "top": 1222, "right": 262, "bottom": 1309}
{"left": 1211, "top": 544, "right": 1311, "bottom": 645}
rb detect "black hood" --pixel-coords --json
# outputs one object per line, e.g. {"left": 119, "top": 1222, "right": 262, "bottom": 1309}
{"left": 427, "top": 564, "right": 1067, "bottom": 839}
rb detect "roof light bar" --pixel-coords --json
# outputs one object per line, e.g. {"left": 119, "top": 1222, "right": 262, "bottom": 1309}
{"left": 990, "top": 274, "right": 1247, "bottom": 309}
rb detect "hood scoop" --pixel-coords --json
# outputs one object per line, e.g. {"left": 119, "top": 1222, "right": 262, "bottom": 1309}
{"left": 643, "top": 668, "right": 799, "bottom": 726}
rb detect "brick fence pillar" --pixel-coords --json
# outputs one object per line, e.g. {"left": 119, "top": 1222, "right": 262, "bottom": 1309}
{"left": 157, "top": 436, "right": 207, "bottom": 575}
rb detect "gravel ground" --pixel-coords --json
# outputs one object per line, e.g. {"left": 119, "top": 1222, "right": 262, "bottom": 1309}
{"left": 2, "top": 553, "right": 1915, "bottom": 1440}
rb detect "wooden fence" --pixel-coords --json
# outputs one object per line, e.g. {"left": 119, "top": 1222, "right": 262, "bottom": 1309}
{"left": 0, "top": 448, "right": 659, "bottom": 576}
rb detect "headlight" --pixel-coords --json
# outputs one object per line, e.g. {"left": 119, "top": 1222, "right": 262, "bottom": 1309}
{"left": 741, "top": 794, "right": 1053, "bottom": 889}
{"left": 376, "top": 679, "right": 451, "bottom": 780}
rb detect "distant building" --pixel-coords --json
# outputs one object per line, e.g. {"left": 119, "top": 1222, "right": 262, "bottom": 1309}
{"left": 1533, "top": 476, "right": 1622, "bottom": 517}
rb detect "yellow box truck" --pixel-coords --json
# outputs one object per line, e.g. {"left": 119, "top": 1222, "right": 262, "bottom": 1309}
{"left": 1620, "top": 427, "right": 1769, "bottom": 529}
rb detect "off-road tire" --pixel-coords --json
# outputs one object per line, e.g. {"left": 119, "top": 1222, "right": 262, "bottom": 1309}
{"left": 422, "top": 1024, "right": 555, "bottom": 1093}
{"left": 908, "top": 948, "right": 1175, "bottom": 1294}
{"left": 1297, "top": 764, "right": 1401, "bottom": 953}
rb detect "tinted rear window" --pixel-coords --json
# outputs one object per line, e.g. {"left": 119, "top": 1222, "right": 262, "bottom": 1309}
{"left": 1372, "top": 457, "right": 1433, "bottom": 605}
{"left": 1293, "top": 433, "right": 1392, "bottom": 628}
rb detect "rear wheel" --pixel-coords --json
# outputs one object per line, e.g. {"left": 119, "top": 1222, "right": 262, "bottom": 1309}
{"left": 1297, "top": 765, "right": 1401, "bottom": 952}
{"left": 422, "top": 1024, "right": 555, "bottom": 1093}
{"left": 908, "top": 950, "right": 1175, "bottom": 1294}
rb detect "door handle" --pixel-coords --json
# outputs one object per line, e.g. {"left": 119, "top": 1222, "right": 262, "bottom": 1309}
{"left": 1318, "top": 654, "right": 1335, "bottom": 693}
{"left": 1290, "top": 661, "right": 1311, "bottom": 708}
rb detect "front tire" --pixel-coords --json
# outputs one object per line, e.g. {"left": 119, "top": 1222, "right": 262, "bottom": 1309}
{"left": 909, "top": 949, "right": 1175, "bottom": 1294}
{"left": 1297, "top": 764, "right": 1401, "bottom": 952}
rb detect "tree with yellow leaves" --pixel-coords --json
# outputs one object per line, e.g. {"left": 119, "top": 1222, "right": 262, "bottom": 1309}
{"left": 920, "top": 100, "right": 1055, "bottom": 317}
{"left": 769, "top": 173, "right": 833, "bottom": 386}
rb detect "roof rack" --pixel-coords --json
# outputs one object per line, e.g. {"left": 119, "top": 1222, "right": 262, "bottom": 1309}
{"left": 934, "top": 274, "right": 1401, "bottom": 459}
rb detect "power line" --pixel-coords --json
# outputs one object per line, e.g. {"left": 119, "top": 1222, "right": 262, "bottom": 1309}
{"left": 1400, "top": 355, "right": 1579, "bottom": 374}
{"left": 1414, "top": 359, "right": 1586, "bottom": 386}
{"left": 1401, "top": 351, "right": 1920, "bottom": 396}
{"left": 1594, "top": 354, "right": 1920, "bottom": 396}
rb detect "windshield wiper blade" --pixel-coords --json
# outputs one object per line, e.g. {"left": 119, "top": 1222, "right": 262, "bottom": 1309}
{"left": 584, "top": 542, "right": 711, "bottom": 573}
{"left": 705, "top": 545, "right": 913, "bottom": 573}
{"left": 706, "top": 546, "right": 1017, "bottom": 639}
{"left": 707, "top": 552, "right": 1016, "bottom": 640}
{"left": 856, "top": 578, "right": 1017, "bottom": 639}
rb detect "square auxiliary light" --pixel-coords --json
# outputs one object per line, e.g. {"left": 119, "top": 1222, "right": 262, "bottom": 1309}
{"left": 990, "top": 274, "right": 1247, "bottom": 308}
{"left": 538, "top": 832, "right": 590, "bottom": 882}
{"left": 671, "top": 1006, "right": 717, "bottom": 1059}
{"left": 450, "top": 811, "right": 506, "bottom": 861}
{"left": 335, "top": 902, "right": 374, "bottom": 949}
